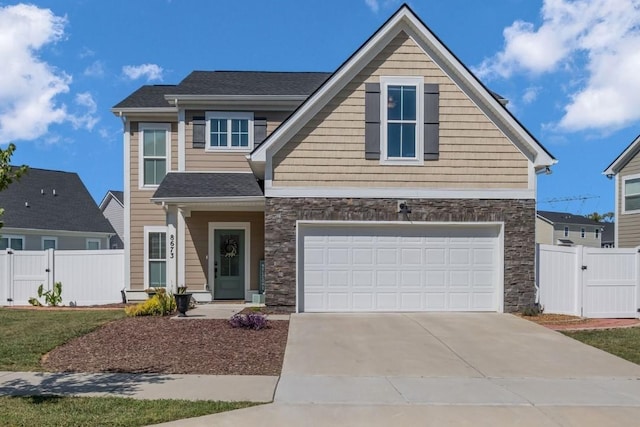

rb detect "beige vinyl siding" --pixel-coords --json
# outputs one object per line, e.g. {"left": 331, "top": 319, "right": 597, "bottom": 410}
{"left": 272, "top": 31, "right": 528, "bottom": 188}
{"left": 129, "top": 121, "right": 178, "bottom": 290}
{"left": 185, "top": 110, "right": 289, "bottom": 171}
{"left": 535, "top": 218, "right": 553, "bottom": 245}
{"left": 184, "top": 211, "right": 264, "bottom": 292}
{"left": 618, "top": 154, "right": 640, "bottom": 247}
{"left": 552, "top": 224, "right": 601, "bottom": 248}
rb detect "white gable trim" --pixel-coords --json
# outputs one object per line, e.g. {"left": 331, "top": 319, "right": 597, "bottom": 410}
{"left": 250, "top": 5, "right": 555, "bottom": 172}
{"left": 603, "top": 134, "right": 640, "bottom": 176}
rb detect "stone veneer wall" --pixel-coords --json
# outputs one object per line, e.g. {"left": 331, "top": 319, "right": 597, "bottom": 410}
{"left": 264, "top": 198, "right": 536, "bottom": 312}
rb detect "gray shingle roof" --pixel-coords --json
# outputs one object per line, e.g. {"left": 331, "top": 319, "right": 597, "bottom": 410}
{"left": 113, "top": 71, "right": 331, "bottom": 109}
{"left": 152, "top": 172, "right": 263, "bottom": 200}
{"left": 0, "top": 168, "right": 115, "bottom": 234}
{"left": 109, "top": 190, "right": 124, "bottom": 205}
{"left": 537, "top": 210, "right": 602, "bottom": 226}
{"left": 601, "top": 223, "right": 614, "bottom": 243}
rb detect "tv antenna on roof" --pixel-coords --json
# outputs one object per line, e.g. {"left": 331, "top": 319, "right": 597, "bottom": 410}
{"left": 538, "top": 194, "right": 600, "bottom": 214}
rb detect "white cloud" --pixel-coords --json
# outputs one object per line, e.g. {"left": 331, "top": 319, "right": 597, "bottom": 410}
{"left": 0, "top": 4, "right": 70, "bottom": 143}
{"left": 122, "top": 64, "right": 164, "bottom": 82}
{"left": 84, "top": 60, "right": 105, "bottom": 77}
{"left": 475, "top": 0, "right": 640, "bottom": 132}
{"left": 69, "top": 92, "right": 99, "bottom": 131}
{"left": 522, "top": 86, "right": 541, "bottom": 105}
{"left": 364, "top": 0, "right": 399, "bottom": 13}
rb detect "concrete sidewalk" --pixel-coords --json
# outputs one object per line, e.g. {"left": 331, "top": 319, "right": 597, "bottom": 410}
{"left": 0, "top": 371, "right": 277, "bottom": 402}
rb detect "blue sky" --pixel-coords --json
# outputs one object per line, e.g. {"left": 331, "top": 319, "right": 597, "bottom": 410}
{"left": 2, "top": 0, "right": 639, "bottom": 215}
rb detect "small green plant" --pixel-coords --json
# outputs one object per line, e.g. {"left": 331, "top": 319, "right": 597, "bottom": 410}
{"left": 28, "top": 282, "right": 63, "bottom": 307}
{"left": 176, "top": 285, "right": 188, "bottom": 294}
{"left": 125, "top": 288, "right": 176, "bottom": 316}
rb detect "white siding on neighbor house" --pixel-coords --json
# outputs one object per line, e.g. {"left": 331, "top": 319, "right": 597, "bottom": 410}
{"left": 551, "top": 224, "right": 601, "bottom": 248}
{"left": 102, "top": 197, "right": 124, "bottom": 248}
{"left": 0, "top": 228, "right": 109, "bottom": 251}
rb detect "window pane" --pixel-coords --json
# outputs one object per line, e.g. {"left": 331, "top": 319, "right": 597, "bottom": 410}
{"left": 219, "top": 233, "right": 240, "bottom": 277}
{"left": 388, "top": 86, "right": 402, "bottom": 120}
{"left": 402, "top": 86, "right": 416, "bottom": 120}
{"left": 401, "top": 123, "right": 416, "bottom": 157}
{"left": 149, "top": 232, "right": 166, "bottom": 260}
{"left": 43, "top": 239, "right": 56, "bottom": 250}
{"left": 387, "top": 123, "right": 401, "bottom": 157}
{"left": 0, "top": 238, "right": 7, "bottom": 250}
{"left": 154, "top": 159, "right": 166, "bottom": 184}
{"left": 231, "top": 119, "right": 249, "bottom": 147}
{"left": 626, "top": 194, "right": 640, "bottom": 211}
{"left": 626, "top": 178, "right": 640, "bottom": 195}
{"left": 144, "top": 130, "right": 166, "bottom": 156}
{"left": 149, "top": 261, "right": 166, "bottom": 287}
{"left": 239, "top": 133, "right": 248, "bottom": 147}
{"left": 11, "top": 239, "right": 23, "bottom": 251}
{"left": 87, "top": 241, "right": 100, "bottom": 250}
{"left": 232, "top": 133, "right": 240, "bottom": 147}
{"left": 210, "top": 119, "right": 228, "bottom": 147}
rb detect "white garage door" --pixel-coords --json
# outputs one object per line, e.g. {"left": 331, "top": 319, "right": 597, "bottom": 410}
{"left": 299, "top": 223, "right": 501, "bottom": 312}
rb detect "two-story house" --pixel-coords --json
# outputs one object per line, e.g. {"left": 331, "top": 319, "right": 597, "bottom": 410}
{"left": 113, "top": 5, "right": 555, "bottom": 312}
{"left": 536, "top": 210, "right": 603, "bottom": 247}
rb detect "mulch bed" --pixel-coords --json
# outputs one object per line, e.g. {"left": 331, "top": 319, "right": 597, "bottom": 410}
{"left": 42, "top": 316, "right": 289, "bottom": 376}
{"left": 519, "top": 313, "right": 640, "bottom": 331}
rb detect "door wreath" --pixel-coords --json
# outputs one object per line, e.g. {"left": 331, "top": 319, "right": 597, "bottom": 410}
{"left": 222, "top": 237, "right": 238, "bottom": 258}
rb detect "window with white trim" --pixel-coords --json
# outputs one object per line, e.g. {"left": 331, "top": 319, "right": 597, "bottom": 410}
{"left": 139, "top": 123, "right": 171, "bottom": 188}
{"left": 380, "top": 76, "right": 423, "bottom": 164}
{"left": 205, "top": 112, "right": 254, "bottom": 151}
{"left": 86, "top": 239, "right": 101, "bottom": 250}
{"left": 580, "top": 228, "right": 585, "bottom": 238}
{"left": 0, "top": 235, "right": 24, "bottom": 250}
{"left": 42, "top": 237, "right": 57, "bottom": 250}
{"left": 595, "top": 228, "right": 600, "bottom": 239}
{"left": 623, "top": 176, "right": 640, "bottom": 213}
{"left": 144, "top": 226, "right": 167, "bottom": 288}
{"left": 563, "top": 227, "right": 569, "bottom": 237}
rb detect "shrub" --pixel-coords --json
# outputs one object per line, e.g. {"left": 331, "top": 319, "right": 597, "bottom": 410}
{"left": 229, "top": 313, "right": 269, "bottom": 330}
{"left": 125, "top": 289, "right": 176, "bottom": 317}
{"left": 521, "top": 304, "right": 543, "bottom": 317}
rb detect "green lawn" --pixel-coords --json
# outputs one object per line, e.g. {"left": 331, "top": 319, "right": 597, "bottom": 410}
{"left": 563, "top": 327, "right": 640, "bottom": 365}
{"left": 0, "top": 308, "right": 125, "bottom": 371}
{"left": 0, "top": 396, "right": 257, "bottom": 427}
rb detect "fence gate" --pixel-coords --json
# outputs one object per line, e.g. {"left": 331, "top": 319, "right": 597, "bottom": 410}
{"left": 582, "top": 247, "right": 639, "bottom": 318}
{"left": 5, "top": 250, "right": 53, "bottom": 306}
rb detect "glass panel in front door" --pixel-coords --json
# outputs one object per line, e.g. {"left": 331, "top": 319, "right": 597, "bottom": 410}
{"left": 219, "top": 233, "right": 241, "bottom": 277}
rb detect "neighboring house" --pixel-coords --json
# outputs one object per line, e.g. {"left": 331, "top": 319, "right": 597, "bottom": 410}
{"left": 100, "top": 190, "right": 124, "bottom": 249}
{"left": 536, "top": 210, "right": 603, "bottom": 247}
{"left": 112, "top": 5, "right": 555, "bottom": 312}
{"left": 604, "top": 134, "right": 640, "bottom": 248}
{"left": 601, "top": 222, "right": 615, "bottom": 248}
{"left": 0, "top": 168, "right": 115, "bottom": 250}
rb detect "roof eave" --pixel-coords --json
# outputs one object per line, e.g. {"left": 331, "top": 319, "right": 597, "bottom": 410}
{"left": 165, "top": 94, "right": 307, "bottom": 110}
{"left": 150, "top": 196, "right": 265, "bottom": 205}
{"left": 110, "top": 107, "right": 177, "bottom": 115}
{"left": 603, "top": 134, "right": 640, "bottom": 176}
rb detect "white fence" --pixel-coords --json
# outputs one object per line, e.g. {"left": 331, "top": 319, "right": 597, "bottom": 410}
{"left": 0, "top": 249, "right": 124, "bottom": 306}
{"left": 537, "top": 244, "right": 640, "bottom": 318}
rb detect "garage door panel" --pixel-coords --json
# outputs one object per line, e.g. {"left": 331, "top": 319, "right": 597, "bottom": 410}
{"left": 301, "top": 224, "right": 500, "bottom": 312}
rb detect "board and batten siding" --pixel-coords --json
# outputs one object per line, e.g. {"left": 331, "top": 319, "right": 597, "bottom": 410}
{"left": 184, "top": 211, "right": 265, "bottom": 292}
{"left": 618, "top": 154, "right": 640, "bottom": 247}
{"left": 129, "top": 121, "right": 178, "bottom": 290}
{"left": 185, "top": 110, "right": 289, "bottom": 172}
{"left": 272, "top": 31, "right": 529, "bottom": 188}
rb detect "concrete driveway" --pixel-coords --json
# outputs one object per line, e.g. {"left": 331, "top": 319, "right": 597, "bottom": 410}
{"left": 157, "top": 313, "right": 640, "bottom": 426}
{"left": 275, "top": 313, "right": 640, "bottom": 406}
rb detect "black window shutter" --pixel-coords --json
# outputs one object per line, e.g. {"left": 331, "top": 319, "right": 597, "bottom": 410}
{"left": 365, "top": 83, "right": 381, "bottom": 160}
{"left": 192, "top": 116, "right": 206, "bottom": 149}
{"left": 254, "top": 118, "right": 267, "bottom": 147}
{"left": 424, "top": 84, "right": 439, "bottom": 160}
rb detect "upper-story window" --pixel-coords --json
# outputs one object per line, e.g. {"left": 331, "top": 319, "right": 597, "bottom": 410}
{"left": 206, "top": 112, "right": 254, "bottom": 151}
{"left": 581, "top": 228, "right": 586, "bottom": 238}
{"left": 623, "top": 175, "right": 640, "bottom": 213}
{"left": 595, "top": 228, "right": 600, "bottom": 239}
{"left": 563, "top": 226, "right": 569, "bottom": 237}
{"left": 380, "top": 76, "right": 423, "bottom": 165}
{"left": 139, "top": 123, "right": 171, "bottom": 188}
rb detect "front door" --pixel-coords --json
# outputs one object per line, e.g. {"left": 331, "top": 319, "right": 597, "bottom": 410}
{"left": 213, "top": 229, "right": 245, "bottom": 300}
